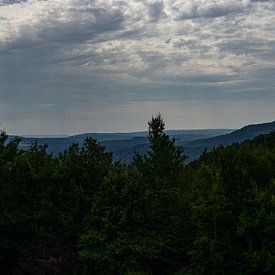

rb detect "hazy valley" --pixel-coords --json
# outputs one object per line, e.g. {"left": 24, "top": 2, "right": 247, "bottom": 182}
{"left": 13, "top": 121, "right": 275, "bottom": 163}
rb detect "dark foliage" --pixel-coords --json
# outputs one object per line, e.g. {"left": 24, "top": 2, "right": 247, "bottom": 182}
{"left": 0, "top": 124, "right": 274, "bottom": 274}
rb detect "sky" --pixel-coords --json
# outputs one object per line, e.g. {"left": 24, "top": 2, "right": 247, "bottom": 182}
{"left": 0, "top": 0, "right": 274, "bottom": 135}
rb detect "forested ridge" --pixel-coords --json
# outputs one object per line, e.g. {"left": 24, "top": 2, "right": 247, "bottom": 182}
{"left": 1, "top": 115, "right": 275, "bottom": 274}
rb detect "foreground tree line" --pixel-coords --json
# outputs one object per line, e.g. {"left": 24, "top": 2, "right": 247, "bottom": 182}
{"left": 1, "top": 115, "right": 275, "bottom": 274}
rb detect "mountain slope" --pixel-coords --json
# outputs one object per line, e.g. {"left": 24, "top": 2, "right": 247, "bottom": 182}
{"left": 186, "top": 121, "right": 275, "bottom": 149}
{"left": 9, "top": 121, "right": 275, "bottom": 163}
{"left": 12, "top": 129, "right": 232, "bottom": 155}
{"left": 113, "top": 121, "right": 275, "bottom": 162}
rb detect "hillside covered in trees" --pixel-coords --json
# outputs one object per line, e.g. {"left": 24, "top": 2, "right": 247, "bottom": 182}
{"left": 1, "top": 115, "right": 275, "bottom": 274}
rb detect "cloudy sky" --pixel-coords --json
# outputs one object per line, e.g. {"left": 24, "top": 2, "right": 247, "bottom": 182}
{"left": 0, "top": 0, "right": 274, "bottom": 134}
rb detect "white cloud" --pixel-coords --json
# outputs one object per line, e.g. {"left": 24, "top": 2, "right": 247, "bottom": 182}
{"left": 1, "top": 0, "right": 274, "bottom": 79}
{"left": 164, "top": 0, "right": 251, "bottom": 20}
{"left": 0, "top": 0, "right": 274, "bottom": 133}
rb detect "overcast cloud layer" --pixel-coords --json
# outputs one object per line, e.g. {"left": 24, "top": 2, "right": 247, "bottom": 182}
{"left": 0, "top": 0, "right": 274, "bottom": 134}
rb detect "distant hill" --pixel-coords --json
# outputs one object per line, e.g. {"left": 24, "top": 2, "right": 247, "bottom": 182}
{"left": 185, "top": 121, "right": 275, "bottom": 148}
{"left": 8, "top": 121, "right": 275, "bottom": 162}
{"left": 106, "top": 121, "right": 275, "bottom": 162}
{"left": 11, "top": 129, "right": 232, "bottom": 156}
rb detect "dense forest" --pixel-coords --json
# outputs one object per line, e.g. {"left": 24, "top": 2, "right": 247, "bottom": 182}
{"left": 1, "top": 115, "right": 275, "bottom": 274}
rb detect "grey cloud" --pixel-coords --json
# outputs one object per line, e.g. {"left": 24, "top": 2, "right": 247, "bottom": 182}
{"left": 0, "top": 0, "right": 28, "bottom": 5}
{"left": 39, "top": 9, "right": 124, "bottom": 44}
{"left": 251, "top": 0, "right": 271, "bottom": 2}
{"left": 148, "top": 1, "right": 165, "bottom": 21}
{"left": 0, "top": 0, "right": 274, "bottom": 133}
{"left": 1, "top": 5, "right": 125, "bottom": 51}
{"left": 164, "top": 0, "right": 251, "bottom": 20}
{"left": 1, "top": 0, "right": 270, "bottom": 53}
{"left": 218, "top": 39, "right": 268, "bottom": 55}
